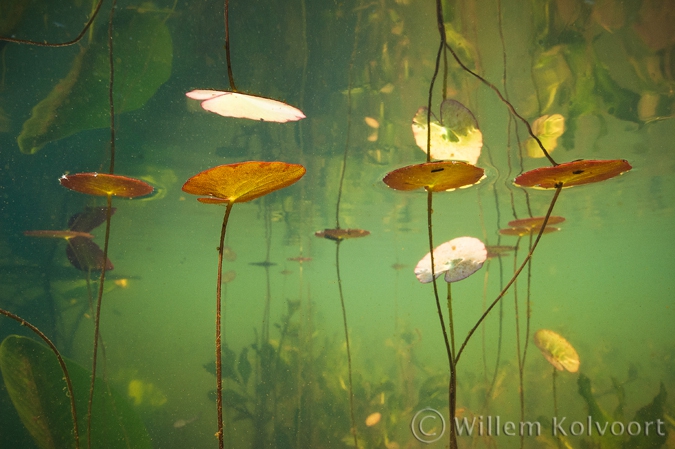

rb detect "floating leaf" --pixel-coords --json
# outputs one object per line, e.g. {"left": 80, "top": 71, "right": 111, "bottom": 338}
{"left": 314, "top": 228, "right": 370, "bottom": 241}
{"left": 499, "top": 226, "right": 560, "bottom": 237}
{"left": 383, "top": 161, "right": 484, "bottom": 192}
{"left": 24, "top": 230, "right": 93, "bottom": 240}
{"left": 182, "top": 161, "right": 306, "bottom": 204}
{"left": 0, "top": 335, "right": 152, "bottom": 449}
{"left": 533, "top": 329, "right": 580, "bottom": 372}
{"left": 59, "top": 173, "right": 154, "bottom": 198}
{"left": 18, "top": 11, "right": 172, "bottom": 154}
{"left": 415, "top": 237, "right": 487, "bottom": 283}
{"left": 412, "top": 99, "right": 483, "bottom": 164}
{"left": 514, "top": 159, "right": 632, "bottom": 189}
{"left": 507, "top": 216, "right": 565, "bottom": 229}
{"left": 186, "top": 90, "right": 305, "bottom": 123}
{"left": 526, "top": 114, "right": 565, "bottom": 158}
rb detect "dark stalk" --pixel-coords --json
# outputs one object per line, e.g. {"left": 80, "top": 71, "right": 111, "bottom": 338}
{"left": 335, "top": 242, "right": 358, "bottom": 449}
{"left": 443, "top": 43, "right": 557, "bottom": 166}
{"left": 223, "top": 0, "right": 237, "bottom": 91}
{"left": 456, "top": 184, "right": 563, "bottom": 362}
{"left": 215, "top": 201, "right": 234, "bottom": 449}
{"left": 0, "top": 0, "right": 103, "bottom": 47}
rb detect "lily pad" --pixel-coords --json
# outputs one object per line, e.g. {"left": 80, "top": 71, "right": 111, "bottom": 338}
{"left": 383, "top": 161, "right": 484, "bottom": 192}
{"left": 412, "top": 99, "right": 483, "bottom": 164}
{"left": 182, "top": 161, "right": 306, "bottom": 204}
{"left": 533, "top": 329, "right": 580, "bottom": 372}
{"left": 414, "top": 237, "right": 487, "bottom": 283}
{"left": 186, "top": 90, "right": 305, "bottom": 123}
{"left": 17, "top": 10, "right": 173, "bottom": 154}
{"left": 514, "top": 159, "right": 632, "bottom": 189}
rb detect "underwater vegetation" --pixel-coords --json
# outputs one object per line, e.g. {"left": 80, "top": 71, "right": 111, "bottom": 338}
{"left": 0, "top": 0, "right": 673, "bottom": 448}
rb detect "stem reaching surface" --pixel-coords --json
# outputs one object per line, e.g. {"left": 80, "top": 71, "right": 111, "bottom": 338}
{"left": 215, "top": 201, "right": 234, "bottom": 449}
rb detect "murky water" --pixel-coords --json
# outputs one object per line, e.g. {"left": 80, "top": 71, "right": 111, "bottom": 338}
{"left": 0, "top": 0, "right": 673, "bottom": 448}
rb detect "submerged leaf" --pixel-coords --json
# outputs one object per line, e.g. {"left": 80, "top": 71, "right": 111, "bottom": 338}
{"left": 18, "top": 10, "right": 172, "bottom": 154}
{"left": 0, "top": 335, "right": 152, "bottom": 449}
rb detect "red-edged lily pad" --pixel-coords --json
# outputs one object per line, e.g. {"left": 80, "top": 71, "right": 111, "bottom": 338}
{"left": 186, "top": 90, "right": 305, "bottom": 123}
{"left": 383, "top": 161, "right": 484, "bottom": 192}
{"left": 182, "top": 161, "right": 306, "bottom": 204}
{"left": 533, "top": 329, "right": 580, "bottom": 373}
{"left": 415, "top": 237, "right": 487, "bottom": 283}
{"left": 315, "top": 228, "right": 370, "bottom": 242}
{"left": 59, "top": 173, "right": 154, "bottom": 198}
{"left": 66, "top": 236, "right": 113, "bottom": 272}
{"left": 514, "top": 159, "right": 632, "bottom": 189}
{"left": 508, "top": 216, "right": 565, "bottom": 229}
{"left": 499, "top": 226, "right": 560, "bottom": 237}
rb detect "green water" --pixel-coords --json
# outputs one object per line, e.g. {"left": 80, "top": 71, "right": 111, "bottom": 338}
{"left": 0, "top": 0, "right": 674, "bottom": 448}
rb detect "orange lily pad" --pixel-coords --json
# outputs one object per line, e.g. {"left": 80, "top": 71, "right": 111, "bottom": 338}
{"left": 514, "top": 159, "right": 632, "bottom": 189}
{"left": 186, "top": 90, "right": 305, "bottom": 123}
{"left": 533, "top": 329, "right": 580, "bottom": 373}
{"left": 508, "top": 216, "right": 565, "bottom": 229}
{"left": 383, "top": 161, "right": 484, "bottom": 192}
{"left": 59, "top": 173, "right": 154, "bottom": 198}
{"left": 499, "top": 226, "right": 560, "bottom": 237}
{"left": 315, "top": 228, "right": 370, "bottom": 242}
{"left": 182, "top": 161, "right": 306, "bottom": 204}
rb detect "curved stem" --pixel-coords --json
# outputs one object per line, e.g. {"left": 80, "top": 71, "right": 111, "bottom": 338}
{"left": 336, "top": 241, "right": 358, "bottom": 449}
{"left": 0, "top": 0, "right": 103, "bottom": 47}
{"left": 87, "top": 193, "right": 113, "bottom": 449}
{"left": 456, "top": 184, "right": 563, "bottom": 363}
{"left": 223, "top": 0, "right": 236, "bottom": 91}
{"left": 215, "top": 201, "right": 233, "bottom": 449}
{"left": 0, "top": 309, "right": 79, "bottom": 449}
{"left": 443, "top": 42, "right": 558, "bottom": 166}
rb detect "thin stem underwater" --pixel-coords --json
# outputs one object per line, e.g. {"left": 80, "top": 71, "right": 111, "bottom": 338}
{"left": 426, "top": 189, "right": 456, "bottom": 449}
{"left": 215, "top": 201, "right": 234, "bottom": 449}
{"left": 87, "top": 2, "right": 117, "bottom": 445}
{"left": 0, "top": 0, "right": 104, "bottom": 47}
{"left": 0, "top": 309, "right": 80, "bottom": 449}
{"left": 456, "top": 184, "right": 563, "bottom": 363}
{"left": 442, "top": 42, "right": 558, "bottom": 167}
{"left": 87, "top": 193, "right": 113, "bottom": 449}
{"left": 335, "top": 241, "right": 358, "bottom": 449}
{"left": 223, "top": 0, "right": 237, "bottom": 91}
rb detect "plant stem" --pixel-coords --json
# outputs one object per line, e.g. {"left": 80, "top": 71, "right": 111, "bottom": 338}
{"left": 426, "top": 190, "right": 455, "bottom": 449}
{"left": 0, "top": 309, "right": 79, "bottom": 449}
{"left": 215, "top": 201, "right": 234, "bottom": 449}
{"left": 0, "top": 0, "right": 103, "bottom": 47}
{"left": 223, "top": 0, "right": 236, "bottom": 91}
{"left": 446, "top": 283, "right": 457, "bottom": 448}
{"left": 87, "top": 193, "right": 112, "bottom": 449}
{"left": 335, "top": 241, "right": 358, "bottom": 449}
{"left": 456, "top": 184, "right": 563, "bottom": 363}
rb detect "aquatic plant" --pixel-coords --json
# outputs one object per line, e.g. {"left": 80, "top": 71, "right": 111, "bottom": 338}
{"left": 182, "top": 161, "right": 305, "bottom": 449}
